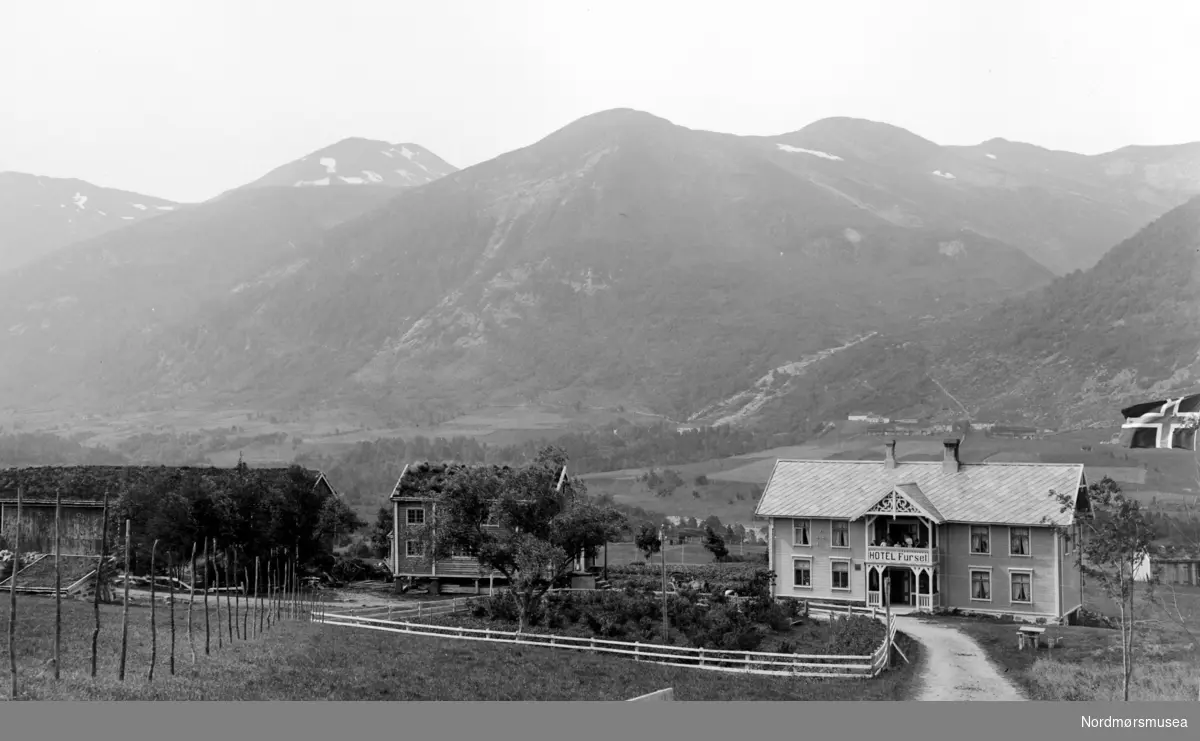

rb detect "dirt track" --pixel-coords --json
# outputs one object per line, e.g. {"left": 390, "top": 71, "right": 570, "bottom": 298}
{"left": 899, "top": 617, "right": 1025, "bottom": 701}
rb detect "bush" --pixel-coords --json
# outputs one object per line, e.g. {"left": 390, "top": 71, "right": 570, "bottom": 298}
{"left": 824, "top": 615, "right": 886, "bottom": 655}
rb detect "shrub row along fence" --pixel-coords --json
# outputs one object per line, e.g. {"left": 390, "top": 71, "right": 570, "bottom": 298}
{"left": 314, "top": 603, "right": 898, "bottom": 679}
{"left": 4, "top": 501, "right": 323, "bottom": 699}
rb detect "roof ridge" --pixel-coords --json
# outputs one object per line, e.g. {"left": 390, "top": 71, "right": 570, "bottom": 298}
{"left": 774, "top": 459, "right": 1083, "bottom": 467}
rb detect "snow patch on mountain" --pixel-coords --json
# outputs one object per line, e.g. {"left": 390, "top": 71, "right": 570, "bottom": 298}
{"left": 131, "top": 203, "right": 147, "bottom": 210}
{"left": 72, "top": 193, "right": 88, "bottom": 209}
{"left": 931, "top": 170, "right": 957, "bottom": 179}
{"left": 776, "top": 143, "right": 844, "bottom": 161}
{"left": 320, "top": 158, "right": 337, "bottom": 174}
{"left": 986, "top": 153, "right": 997, "bottom": 160}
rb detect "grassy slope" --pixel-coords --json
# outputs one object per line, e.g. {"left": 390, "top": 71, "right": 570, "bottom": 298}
{"left": 2, "top": 594, "right": 920, "bottom": 701}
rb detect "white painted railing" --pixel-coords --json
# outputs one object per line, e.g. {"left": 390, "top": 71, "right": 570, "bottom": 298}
{"left": 315, "top": 606, "right": 897, "bottom": 679}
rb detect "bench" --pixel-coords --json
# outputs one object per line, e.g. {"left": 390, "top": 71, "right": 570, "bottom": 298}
{"left": 1015, "top": 625, "right": 1061, "bottom": 651}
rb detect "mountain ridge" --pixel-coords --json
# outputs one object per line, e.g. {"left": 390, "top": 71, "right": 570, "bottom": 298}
{"left": 0, "top": 172, "right": 181, "bottom": 274}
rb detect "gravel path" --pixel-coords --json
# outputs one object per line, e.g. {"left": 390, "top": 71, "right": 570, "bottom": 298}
{"left": 899, "top": 617, "right": 1025, "bottom": 701}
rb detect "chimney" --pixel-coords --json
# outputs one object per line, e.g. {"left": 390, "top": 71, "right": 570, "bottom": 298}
{"left": 884, "top": 440, "right": 897, "bottom": 469}
{"left": 942, "top": 438, "right": 961, "bottom": 474}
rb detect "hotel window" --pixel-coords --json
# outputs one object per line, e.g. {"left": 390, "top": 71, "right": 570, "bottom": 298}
{"left": 1009, "top": 527, "right": 1031, "bottom": 556}
{"left": 406, "top": 508, "right": 425, "bottom": 526}
{"left": 405, "top": 540, "right": 426, "bottom": 558}
{"left": 831, "top": 560, "right": 850, "bottom": 591}
{"left": 793, "top": 519, "right": 810, "bottom": 546}
{"left": 831, "top": 520, "right": 850, "bottom": 548}
{"left": 483, "top": 510, "right": 500, "bottom": 528}
{"left": 450, "top": 543, "right": 476, "bottom": 558}
{"left": 1011, "top": 571, "right": 1032, "bottom": 603}
{"left": 793, "top": 558, "right": 812, "bottom": 589}
{"left": 970, "top": 569, "right": 991, "bottom": 601}
{"left": 970, "top": 526, "right": 991, "bottom": 555}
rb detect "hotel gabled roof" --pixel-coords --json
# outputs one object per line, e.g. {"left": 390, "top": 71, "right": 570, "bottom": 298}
{"left": 755, "top": 459, "right": 1086, "bottom": 527}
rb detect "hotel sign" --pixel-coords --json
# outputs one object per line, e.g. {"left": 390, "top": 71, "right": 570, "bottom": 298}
{"left": 867, "top": 548, "right": 932, "bottom": 566}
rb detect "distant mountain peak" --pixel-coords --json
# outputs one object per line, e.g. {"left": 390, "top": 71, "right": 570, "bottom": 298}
{"left": 238, "top": 137, "right": 458, "bottom": 192}
{"left": 0, "top": 172, "right": 179, "bottom": 273}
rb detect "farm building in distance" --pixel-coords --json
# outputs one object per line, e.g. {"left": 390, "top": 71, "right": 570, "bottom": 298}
{"left": 755, "top": 438, "right": 1089, "bottom": 623}
{"left": 0, "top": 465, "right": 338, "bottom": 555}
{"left": 1151, "top": 547, "right": 1200, "bottom": 586}
{"left": 387, "top": 461, "right": 597, "bottom": 594}
{"left": 848, "top": 413, "right": 890, "bottom": 424}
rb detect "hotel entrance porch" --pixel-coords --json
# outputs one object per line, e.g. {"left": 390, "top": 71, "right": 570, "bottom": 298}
{"left": 866, "top": 564, "right": 940, "bottom": 611}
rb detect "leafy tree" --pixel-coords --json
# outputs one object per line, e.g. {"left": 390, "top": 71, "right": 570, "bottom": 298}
{"left": 1045, "top": 477, "right": 1155, "bottom": 701}
{"left": 703, "top": 525, "right": 728, "bottom": 562}
{"left": 370, "top": 506, "right": 394, "bottom": 559}
{"left": 635, "top": 523, "right": 662, "bottom": 561}
{"left": 430, "top": 448, "right": 627, "bottom": 631}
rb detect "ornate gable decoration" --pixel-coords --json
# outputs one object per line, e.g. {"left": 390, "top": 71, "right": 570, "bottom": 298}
{"left": 853, "top": 484, "right": 944, "bottom": 522}
{"left": 866, "top": 490, "right": 921, "bottom": 516}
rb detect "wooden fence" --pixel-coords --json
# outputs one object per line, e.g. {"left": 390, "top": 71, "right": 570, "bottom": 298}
{"left": 314, "top": 605, "right": 898, "bottom": 679}
{"left": 628, "top": 687, "right": 675, "bottom": 701}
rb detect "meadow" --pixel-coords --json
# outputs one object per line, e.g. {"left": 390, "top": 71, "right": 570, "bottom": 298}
{"left": 1, "top": 593, "right": 920, "bottom": 701}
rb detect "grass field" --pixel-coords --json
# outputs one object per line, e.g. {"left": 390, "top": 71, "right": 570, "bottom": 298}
{"left": 921, "top": 584, "right": 1200, "bottom": 701}
{"left": 1, "top": 593, "right": 920, "bottom": 700}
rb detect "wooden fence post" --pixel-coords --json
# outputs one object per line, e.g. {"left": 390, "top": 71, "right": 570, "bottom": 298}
{"left": 8, "top": 484, "right": 22, "bottom": 699}
{"left": 255, "top": 557, "right": 262, "bottom": 638}
{"left": 90, "top": 488, "right": 109, "bottom": 678}
{"left": 224, "top": 546, "right": 233, "bottom": 643}
{"left": 168, "top": 550, "right": 176, "bottom": 675}
{"left": 148, "top": 539, "right": 158, "bottom": 682}
{"left": 232, "top": 549, "right": 240, "bottom": 641}
{"left": 118, "top": 519, "right": 131, "bottom": 682}
{"left": 54, "top": 486, "right": 62, "bottom": 682}
{"left": 203, "top": 539, "right": 211, "bottom": 656}
{"left": 243, "top": 565, "right": 250, "bottom": 638}
{"left": 214, "top": 539, "right": 222, "bottom": 651}
{"left": 188, "top": 542, "right": 197, "bottom": 665}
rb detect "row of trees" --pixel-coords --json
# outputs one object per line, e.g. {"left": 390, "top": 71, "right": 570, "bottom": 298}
{"left": 109, "top": 461, "right": 363, "bottom": 577}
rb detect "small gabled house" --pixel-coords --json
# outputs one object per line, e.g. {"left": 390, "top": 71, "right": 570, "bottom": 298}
{"left": 387, "top": 461, "right": 596, "bottom": 593}
{"left": 755, "top": 439, "right": 1090, "bottom": 622}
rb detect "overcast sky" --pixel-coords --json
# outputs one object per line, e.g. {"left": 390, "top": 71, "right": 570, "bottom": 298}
{"left": 2, "top": 0, "right": 1198, "bottom": 203}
